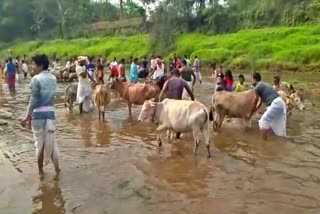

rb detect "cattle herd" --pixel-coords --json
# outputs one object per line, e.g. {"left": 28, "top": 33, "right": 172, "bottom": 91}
{"left": 62, "top": 71, "right": 311, "bottom": 157}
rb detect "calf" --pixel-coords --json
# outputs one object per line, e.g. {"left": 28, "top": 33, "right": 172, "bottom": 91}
{"left": 94, "top": 82, "right": 112, "bottom": 121}
{"left": 64, "top": 83, "right": 78, "bottom": 111}
{"left": 278, "top": 90, "right": 305, "bottom": 115}
{"left": 138, "top": 99, "right": 211, "bottom": 157}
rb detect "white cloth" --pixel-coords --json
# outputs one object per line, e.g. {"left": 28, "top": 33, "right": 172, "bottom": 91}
{"left": 76, "top": 65, "right": 93, "bottom": 112}
{"left": 32, "top": 119, "right": 58, "bottom": 166}
{"left": 151, "top": 59, "right": 156, "bottom": 70}
{"left": 153, "top": 64, "right": 165, "bottom": 79}
{"left": 182, "top": 81, "right": 193, "bottom": 100}
{"left": 22, "top": 63, "right": 28, "bottom": 73}
{"left": 110, "top": 61, "right": 118, "bottom": 67}
{"left": 195, "top": 71, "right": 202, "bottom": 81}
{"left": 259, "top": 97, "right": 287, "bottom": 137}
{"left": 65, "top": 61, "right": 71, "bottom": 69}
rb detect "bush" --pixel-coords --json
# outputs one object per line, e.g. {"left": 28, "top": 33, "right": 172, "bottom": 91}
{"left": 3, "top": 25, "right": 320, "bottom": 72}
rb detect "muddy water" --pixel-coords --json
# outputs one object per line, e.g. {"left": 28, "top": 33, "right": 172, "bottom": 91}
{"left": 1, "top": 73, "right": 320, "bottom": 214}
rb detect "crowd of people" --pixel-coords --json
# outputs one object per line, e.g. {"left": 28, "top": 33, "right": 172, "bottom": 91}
{"left": 0, "top": 52, "right": 299, "bottom": 179}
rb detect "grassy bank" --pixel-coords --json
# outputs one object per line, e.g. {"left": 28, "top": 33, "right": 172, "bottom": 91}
{"left": 1, "top": 25, "right": 320, "bottom": 72}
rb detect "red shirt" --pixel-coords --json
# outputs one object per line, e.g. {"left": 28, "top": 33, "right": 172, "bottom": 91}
{"left": 176, "top": 59, "right": 182, "bottom": 69}
{"left": 224, "top": 77, "right": 233, "bottom": 87}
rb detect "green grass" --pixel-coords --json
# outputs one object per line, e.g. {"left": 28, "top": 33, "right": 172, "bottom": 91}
{"left": 2, "top": 25, "right": 320, "bottom": 72}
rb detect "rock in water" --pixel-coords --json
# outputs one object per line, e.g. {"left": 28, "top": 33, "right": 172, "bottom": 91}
{"left": 0, "top": 120, "right": 8, "bottom": 125}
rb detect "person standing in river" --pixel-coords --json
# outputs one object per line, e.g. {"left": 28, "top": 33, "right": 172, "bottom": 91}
{"left": 6, "top": 57, "right": 16, "bottom": 92}
{"left": 180, "top": 59, "right": 196, "bottom": 95}
{"left": 248, "top": 72, "right": 287, "bottom": 140}
{"left": 193, "top": 56, "right": 202, "bottom": 84}
{"left": 159, "top": 69, "right": 195, "bottom": 139}
{"left": 21, "top": 54, "right": 60, "bottom": 179}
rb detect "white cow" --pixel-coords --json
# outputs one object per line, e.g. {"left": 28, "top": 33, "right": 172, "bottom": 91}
{"left": 138, "top": 98, "right": 211, "bottom": 157}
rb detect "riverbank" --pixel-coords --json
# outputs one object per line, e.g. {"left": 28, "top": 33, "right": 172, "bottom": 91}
{"left": 1, "top": 25, "right": 320, "bottom": 72}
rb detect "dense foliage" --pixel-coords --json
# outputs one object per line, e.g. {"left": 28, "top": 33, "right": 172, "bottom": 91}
{"left": 1, "top": 0, "right": 320, "bottom": 71}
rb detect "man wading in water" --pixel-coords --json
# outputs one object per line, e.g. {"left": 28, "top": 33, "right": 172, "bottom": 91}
{"left": 159, "top": 69, "right": 195, "bottom": 139}
{"left": 21, "top": 54, "right": 60, "bottom": 179}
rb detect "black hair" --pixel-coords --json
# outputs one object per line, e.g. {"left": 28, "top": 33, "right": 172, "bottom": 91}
{"left": 120, "top": 58, "right": 125, "bottom": 64}
{"left": 172, "top": 68, "right": 181, "bottom": 76}
{"left": 252, "top": 72, "right": 262, "bottom": 82}
{"left": 8, "top": 57, "right": 12, "bottom": 62}
{"left": 98, "top": 64, "right": 104, "bottom": 70}
{"left": 21, "top": 60, "right": 25, "bottom": 63}
{"left": 182, "top": 59, "right": 187, "bottom": 65}
{"left": 238, "top": 74, "right": 245, "bottom": 81}
{"left": 32, "top": 54, "right": 49, "bottom": 70}
{"left": 210, "top": 63, "right": 216, "bottom": 69}
{"left": 225, "top": 69, "right": 233, "bottom": 82}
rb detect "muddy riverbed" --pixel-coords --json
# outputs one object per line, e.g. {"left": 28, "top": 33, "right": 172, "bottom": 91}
{"left": 1, "top": 72, "right": 320, "bottom": 214}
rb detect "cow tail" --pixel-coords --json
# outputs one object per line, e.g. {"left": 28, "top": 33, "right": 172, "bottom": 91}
{"left": 202, "top": 109, "right": 209, "bottom": 130}
{"left": 209, "top": 95, "right": 216, "bottom": 121}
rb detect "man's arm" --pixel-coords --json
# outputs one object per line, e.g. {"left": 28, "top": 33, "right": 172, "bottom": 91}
{"left": 159, "top": 80, "right": 169, "bottom": 102}
{"left": 248, "top": 91, "right": 262, "bottom": 119}
{"left": 26, "top": 78, "right": 40, "bottom": 117}
{"left": 183, "top": 81, "right": 195, "bottom": 101}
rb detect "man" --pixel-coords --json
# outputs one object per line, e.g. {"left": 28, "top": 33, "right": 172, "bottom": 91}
{"left": 129, "top": 58, "right": 139, "bottom": 83}
{"left": 21, "top": 60, "right": 28, "bottom": 80}
{"left": 184, "top": 55, "right": 191, "bottom": 67}
{"left": 139, "top": 56, "right": 149, "bottom": 78}
{"left": 193, "top": 56, "right": 202, "bottom": 84}
{"left": 180, "top": 59, "right": 196, "bottom": 89}
{"left": 76, "top": 57, "right": 93, "bottom": 114}
{"left": 21, "top": 54, "right": 60, "bottom": 179}
{"left": 273, "top": 76, "right": 295, "bottom": 94}
{"left": 150, "top": 55, "right": 156, "bottom": 72}
{"left": 86, "top": 58, "right": 95, "bottom": 79}
{"left": 159, "top": 69, "right": 195, "bottom": 139}
{"left": 249, "top": 72, "right": 287, "bottom": 140}
{"left": 149, "top": 58, "right": 164, "bottom": 80}
{"left": 6, "top": 58, "right": 16, "bottom": 92}
{"left": 118, "top": 58, "right": 127, "bottom": 81}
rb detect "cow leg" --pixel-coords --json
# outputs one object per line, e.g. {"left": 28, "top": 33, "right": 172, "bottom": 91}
{"left": 156, "top": 125, "right": 168, "bottom": 147}
{"left": 192, "top": 130, "right": 201, "bottom": 154}
{"left": 102, "top": 107, "right": 106, "bottom": 122}
{"left": 201, "top": 126, "right": 211, "bottom": 158}
{"left": 128, "top": 103, "right": 132, "bottom": 117}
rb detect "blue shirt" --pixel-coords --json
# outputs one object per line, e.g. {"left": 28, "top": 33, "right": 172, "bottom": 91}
{"left": 7, "top": 62, "right": 15, "bottom": 76}
{"left": 27, "top": 71, "right": 57, "bottom": 120}
{"left": 129, "top": 63, "right": 139, "bottom": 83}
{"left": 87, "top": 63, "right": 95, "bottom": 72}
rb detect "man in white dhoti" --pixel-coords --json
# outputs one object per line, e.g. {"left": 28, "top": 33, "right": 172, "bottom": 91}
{"left": 249, "top": 72, "right": 287, "bottom": 140}
{"left": 76, "top": 56, "right": 93, "bottom": 114}
{"left": 21, "top": 54, "right": 60, "bottom": 179}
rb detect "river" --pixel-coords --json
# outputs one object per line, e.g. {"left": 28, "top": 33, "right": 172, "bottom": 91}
{"left": 1, "top": 72, "right": 320, "bottom": 214}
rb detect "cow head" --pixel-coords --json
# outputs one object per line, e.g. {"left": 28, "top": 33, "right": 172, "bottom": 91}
{"left": 138, "top": 99, "right": 157, "bottom": 122}
{"left": 287, "top": 92, "right": 305, "bottom": 111}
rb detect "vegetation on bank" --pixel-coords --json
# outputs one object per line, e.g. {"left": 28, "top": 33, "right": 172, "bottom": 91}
{"left": 2, "top": 25, "right": 320, "bottom": 72}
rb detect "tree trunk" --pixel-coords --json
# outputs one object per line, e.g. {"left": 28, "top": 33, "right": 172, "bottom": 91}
{"left": 120, "top": 0, "right": 124, "bottom": 19}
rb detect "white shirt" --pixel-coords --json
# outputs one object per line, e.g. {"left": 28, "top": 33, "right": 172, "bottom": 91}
{"left": 65, "top": 61, "right": 71, "bottom": 69}
{"left": 151, "top": 59, "right": 156, "bottom": 69}
{"left": 153, "top": 63, "right": 164, "bottom": 79}
{"left": 110, "top": 61, "right": 118, "bottom": 67}
{"left": 22, "top": 63, "right": 28, "bottom": 73}
{"left": 76, "top": 65, "right": 90, "bottom": 87}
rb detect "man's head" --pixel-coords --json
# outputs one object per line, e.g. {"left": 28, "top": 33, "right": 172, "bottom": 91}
{"left": 22, "top": 60, "right": 25, "bottom": 64}
{"left": 113, "top": 57, "right": 117, "bottom": 62}
{"left": 133, "top": 58, "right": 138, "bottom": 64}
{"left": 273, "top": 76, "right": 280, "bottom": 85}
{"left": 184, "top": 55, "right": 188, "bottom": 59}
{"left": 8, "top": 57, "right": 12, "bottom": 63}
{"left": 32, "top": 54, "right": 49, "bottom": 72}
{"left": 252, "top": 72, "right": 262, "bottom": 86}
{"left": 238, "top": 74, "right": 245, "bottom": 83}
{"left": 171, "top": 69, "right": 181, "bottom": 77}
{"left": 120, "top": 58, "right": 125, "bottom": 64}
{"left": 182, "top": 59, "right": 187, "bottom": 66}
{"left": 195, "top": 55, "right": 198, "bottom": 59}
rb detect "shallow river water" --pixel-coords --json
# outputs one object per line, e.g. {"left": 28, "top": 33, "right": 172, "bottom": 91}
{"left": 1, "top": 72, "right": 320, "bottom": 214}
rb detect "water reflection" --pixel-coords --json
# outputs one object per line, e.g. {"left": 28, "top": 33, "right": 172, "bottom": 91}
{"left": 79, "top": 115, "right": 93, "bottom": 147}
{"left": 32, "top": 180, "right": 65, "bottom": 214}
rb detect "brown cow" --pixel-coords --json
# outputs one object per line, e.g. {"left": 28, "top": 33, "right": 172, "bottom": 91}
{"left": 94, "top": 82, "right": 112, "bottom": 121}
{"left": 209, "top": 90, "right": 261, "bottom": 130}
{"left": 111, "top": 78, "right": 160, "bottom": 117}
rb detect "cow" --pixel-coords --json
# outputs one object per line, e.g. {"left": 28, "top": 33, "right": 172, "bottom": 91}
{"left": 278, "top": 90, "right": 305, "bottom": 115}
{"left": 111, "top": 78, "right": 161, "bottom": 117}
{"left": 64, "top": 82, "right": 96, "bottom": 111}
{"left": 94, "top": 82, "right": 112, "bottom": 121}
{"left": 138, "top": 98, "right": 211, "bottom": 157}
{"left": 209, "top": 90, "right": 261, "bottom": 130}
